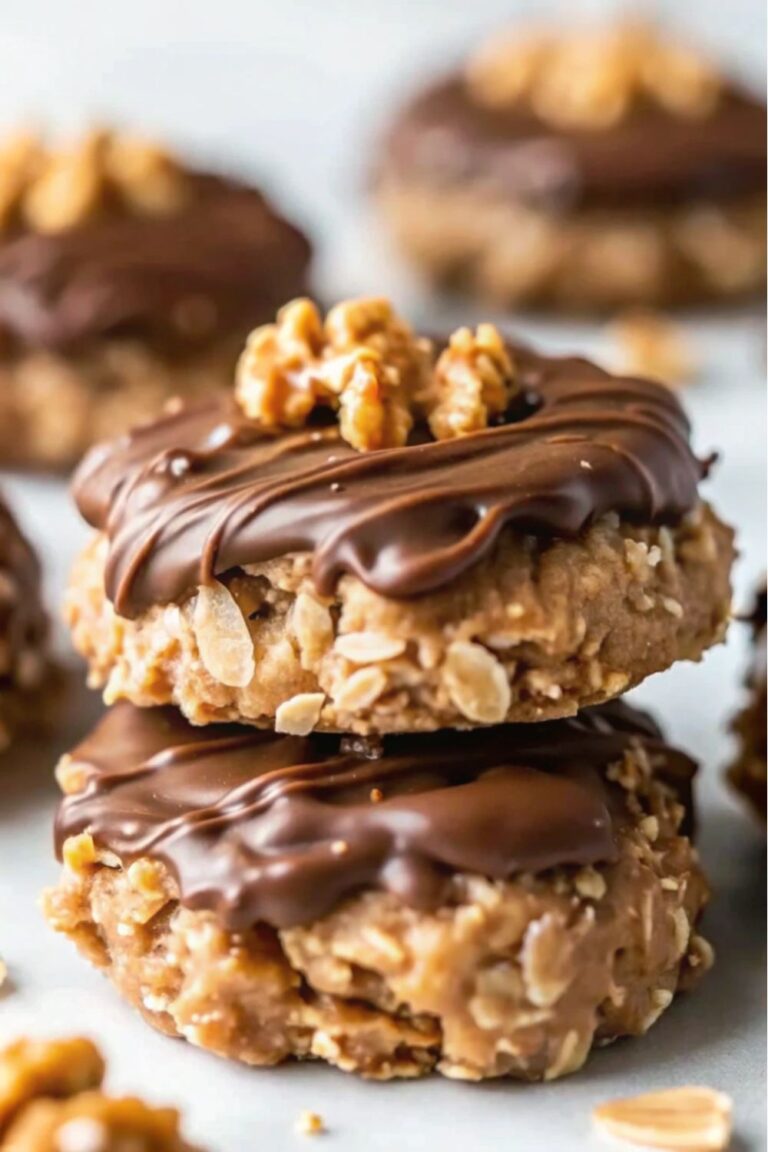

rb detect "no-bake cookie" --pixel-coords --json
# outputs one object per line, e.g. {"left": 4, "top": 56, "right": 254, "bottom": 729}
{"left": 376, "top": 21, "right": 766, "bottom": 310}
{"left": 0, "top": 491, "right": 52, "bottom": 749}
{"left": 44, "top": 699, "right": 711, "bottom": 1082}
{"left": 66, "top": 298, "right": 734, "bottom": 734}
{"left": 729, "top": 583, "right": 766, "bottom": 819}
{"left": 0, "top": 1036, "right": 200, "bottom": 1150}
{"left": 0, "top": 127, "right": 311, "bottom": 469}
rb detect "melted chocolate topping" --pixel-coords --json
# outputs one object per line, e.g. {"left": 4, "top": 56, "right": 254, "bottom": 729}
{"left": 73, "top": 344, "right": 704, "bottom": 617}
{"left": 383, "top": 75, "right": 766, "bottom": 209}
{"left": 54, "top": 700, "right": 694, "bottom": 929}
{"left": 0, "top": 175, "right": 310, "bottom": 352}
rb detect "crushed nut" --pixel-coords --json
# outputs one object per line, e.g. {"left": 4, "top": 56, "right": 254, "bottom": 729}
{"left": 236, "top": 297, "right": 432, "bottom": 450}
{"left": 592, "top": 1085, "right": 733, "bottom": 1150}
{"left": 465, "top": 21, "right": 721, "bottom": 127}
{"left": 424, "top": 324, "right": 517, "bottom": 440}
{"left": 333, "top": 666, "right": 388, "bottom": 712}
{"left": 0, "top": 1036, "right": 200, "bottom": 1151}
{"left": 0, "top": 126, "right": 191, "bottom": 234}
{"left": 193, "top": 580, "right": 255, "bottom": 688}
{"left": 295, "top": 1109, "right": 325, "bottom": 1136}
{"left": 0, "top": 1037, "right": 105, "bottom": 1133}
{"left": 609, "top": 310, "right": 696, "bottom": 388}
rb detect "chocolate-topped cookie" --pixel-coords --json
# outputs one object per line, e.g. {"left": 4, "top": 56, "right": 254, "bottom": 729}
{"left": 376, "top": 21, "right": 766, "bottom": 310}
{"left": 66, "top": 297, "right": 733, "bottom": 734}
{"left": 0, "top": 128, "right": 311, "bottom": 469}
{"left": 729, "top": 583, "right": 766, "bottom": 820}
{"left": 45, "top": 699, "right": 711, "bottom": 1081}
{"left": 0, "top": 491, "right": 53, "bottom": 749}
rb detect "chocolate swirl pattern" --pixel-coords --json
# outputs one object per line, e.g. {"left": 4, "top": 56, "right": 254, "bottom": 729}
{"left": 55, "top": 700, "right": 694, "bottom": 930}
{"left": 73, "top": 345, "right": 704, "bottom": 617}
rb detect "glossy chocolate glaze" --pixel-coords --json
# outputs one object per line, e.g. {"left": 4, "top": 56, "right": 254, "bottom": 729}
{"left": 73, "top": 343, "right": 704, "bottom": 617}
{"left": 383, "top": 75, "right": 767, "bottom": 209}
{"left": 54, "top": 700, "right": 694, "bottom": 929}
{"left": 0, "top": 175, "right": 311, "bottom": 352}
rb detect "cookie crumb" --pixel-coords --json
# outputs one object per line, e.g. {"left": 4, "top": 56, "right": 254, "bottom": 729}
{"left": 592, "top": 1085, "right": 732, "bottom": 1150}
{"left": 296, "top": 1110, "right": 325, "bottom": 1136}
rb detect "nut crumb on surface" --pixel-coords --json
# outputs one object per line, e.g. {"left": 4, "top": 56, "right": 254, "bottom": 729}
{"left": 295, "top": 1110, "right": 325, "bottom": 1136}
{"left": 592, "top": 1085, "right": 733, "bottom": 1150}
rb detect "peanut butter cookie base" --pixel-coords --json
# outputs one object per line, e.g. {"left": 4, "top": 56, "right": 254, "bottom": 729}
{"left": 0, "top": 337, "right": 241, "bottom": 471}
{"left": 66, "top": 504, "right": 733, "bottom": 735}
{"left": 45, "top": 755, "right": 711, "bottom": 1082}
{"left": 377, "top": 182, "right": 766, "bottom": 311}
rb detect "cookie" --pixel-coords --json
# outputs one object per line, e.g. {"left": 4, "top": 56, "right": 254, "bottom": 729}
{"left": 44, "top": 699, "right": 711, "bottom": 1082}
{"left": 66, "top": 298, "right": 733, "bottom": 734}
{"left": 729, "top": 584, "right": 766, "bottom": 819}
{"left": 375, "top": 21, "right": 766, "bottom": 310}
{"left": 0, "top": 1036, "right": 200, "bottom": 1151}
{"left": 0, "top": 492, "right": 52, "bottom": 749}
{"left": 0, "top": 127, "right": 311, "bottom": 469}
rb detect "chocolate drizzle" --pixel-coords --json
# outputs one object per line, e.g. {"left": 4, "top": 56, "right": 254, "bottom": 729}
{"left": 0, "top": 175, "right": 310, "bottom": 352}
{"left": 383, "top": 75, "right": 767, "bottom": 209}
{"left": 54, "top": 700, "right": 694, "bottom": 929}
{"left": 73, "top": 343, "right": 704, "bottom": 617}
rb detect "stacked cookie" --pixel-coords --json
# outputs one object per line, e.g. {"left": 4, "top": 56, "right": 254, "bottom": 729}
{"left": 46, "top": 298, "right": 734, "bottom": 1081}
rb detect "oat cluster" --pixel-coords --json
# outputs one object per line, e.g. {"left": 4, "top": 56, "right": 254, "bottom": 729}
{"left": 0, "top": 1036, "right": 197, "bottom": 1151}
{"left": 235, "top": 297, "right": 518, "bottom": 451}
{"left": 466, "top": 21, "right": 721, "bottom": 128}
{"left": 0, "top": 128, "right": 189, "bottom": 235}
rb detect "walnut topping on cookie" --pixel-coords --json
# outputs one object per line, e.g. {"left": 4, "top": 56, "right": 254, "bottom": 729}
{"left": 0, "top": 1036, "right": 200, "bottom": 1151}
{"left": 236, "top": 297, "right": 433, "bottom": 450}
{"left": 236, "top": 298, "right": 521, "bottom": 450}
{"left": 466, "top": 21, "right": 722, "bottom": 128}
{"left": 0, "top": 127, "right": 190, "bottom": 236}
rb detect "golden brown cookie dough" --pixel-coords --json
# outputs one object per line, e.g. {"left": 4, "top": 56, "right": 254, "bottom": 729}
{"left": 0, "top": 1036, "right": 200, "bottom": 1151}
{"left": 0, "top": 127, "right": 311, "bottom": 470}
{"left": 0, "top": 493, "right": 52, "bottom": 750}
{"left": 44, "top": 703, "right": 711, "bottom": 1082}
{"left": 65, "top": 297, "right": 733, "bottom": 734}
{"left": 376, "top": 23, "right": 766, "bottom": 311}
{"left": 729, "top": 584, "right": 766, "bottom": 819}
{"left": 68, "top": 504, "right": 733, "bottom": 734}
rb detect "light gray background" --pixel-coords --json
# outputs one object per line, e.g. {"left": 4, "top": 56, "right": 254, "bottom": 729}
{"left": 0, "top": 2, "right": 765, "bottom": 1150}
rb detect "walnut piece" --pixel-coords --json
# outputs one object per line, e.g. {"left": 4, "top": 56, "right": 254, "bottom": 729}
{"left": 0, "top": 1037, "right": 200, "bottom": 1151}
{"left": 236, "top": 299, "right": 517, "bottom": 451}
{"left": 425, "top": 324, "right": 517, "bottom": 440}
{"left": 592, "top": 1085, "right": 733, "bottom": 1151}
{"left": 0, "top": 1037, "right": 105, "bottom": 1135}
{"left": 609, "top": 310, "right": 695, "bottom": 388}
{"left": 0, "top": 126, "right": 189, "bottom": 235}
{"left": 465, "top": 21, "right": 721, "bottom": 128}
{"left": 235, "top": 297, "right": 431, "bottom": 451}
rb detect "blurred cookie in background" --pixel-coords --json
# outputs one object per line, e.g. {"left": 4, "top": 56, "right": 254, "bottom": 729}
{"left": 0, "top": 491, "right": 54, "bottom": 752}
{"left": 729, "top": 582, "right": 766, "bottom": 821}
{"left": 0, "top": 127, "right": 312, "bottom": 470}
{"left": 375, "top": 20, "right": 766, "bottom": 312}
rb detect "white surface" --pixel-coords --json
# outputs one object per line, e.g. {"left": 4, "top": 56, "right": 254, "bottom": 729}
{"left": 0, "top": 2, "right": 766, "bottom": 1149}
